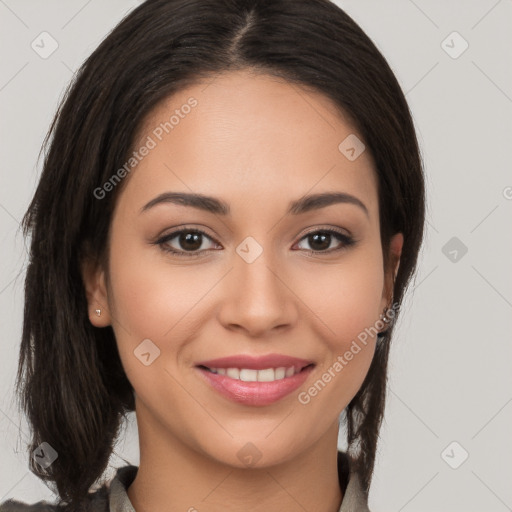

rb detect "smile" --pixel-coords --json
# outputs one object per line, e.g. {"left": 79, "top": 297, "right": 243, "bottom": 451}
{"left": 201, "top": 365, "right": 306, "bottom": 382}
{"left": 195, "top": 363, "right": 315, "bottom": 406}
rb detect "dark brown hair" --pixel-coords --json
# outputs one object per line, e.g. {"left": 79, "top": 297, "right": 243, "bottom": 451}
{"left": 14, "top": 0, "right": 425, "bottom": 507}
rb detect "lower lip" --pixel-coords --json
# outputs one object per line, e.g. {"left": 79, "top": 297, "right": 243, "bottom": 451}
{"left": 196, "top": 365, "right": 315, "bottom": 406}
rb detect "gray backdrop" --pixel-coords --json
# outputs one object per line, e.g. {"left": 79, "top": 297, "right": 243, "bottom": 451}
{"left": 1, "top": 1, "right": 511, "bottom": 510}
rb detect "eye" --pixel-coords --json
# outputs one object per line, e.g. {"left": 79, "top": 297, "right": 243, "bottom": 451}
{"left": 294, "top": 228, "right": 355, "bottom": 254}
{"left": 153, "top": 226, "right": 356, "bottom": 258}
{"left": 154, "top": 228, "right": 219, "bottom": 258}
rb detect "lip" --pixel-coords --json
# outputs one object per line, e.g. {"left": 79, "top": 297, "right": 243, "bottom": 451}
{"left": 195, "top": 353, "right": 314, "bottom": 371}
{"left": 196, "top": 366, "right": 315, "bottom": 406}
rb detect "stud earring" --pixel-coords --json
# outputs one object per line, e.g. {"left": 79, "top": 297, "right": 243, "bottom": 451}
{"left": 95, "top": 309, "right": 102, "bottom": 317}
{"left": 378, "top": 304, "right": 394, "bottom": 340}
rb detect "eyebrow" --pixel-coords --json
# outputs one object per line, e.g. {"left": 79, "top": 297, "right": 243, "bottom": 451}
{"left": 140, "top": 191, "right": 369, "bottom": 217}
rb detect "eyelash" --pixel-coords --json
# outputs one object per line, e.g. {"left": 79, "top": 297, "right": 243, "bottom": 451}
{"left": 153, "top": 226, "right": 356, "bottom": 259}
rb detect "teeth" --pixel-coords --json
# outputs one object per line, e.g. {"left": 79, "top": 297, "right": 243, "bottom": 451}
{"left": 226, "top": 368, "right": 240, "bottom": 379}
{"left": 274, "top": 367, "right": 286, "bottom": 380}
{"left": 209, "top": 366, "right": 300, "bottom": 382}
{"left": 257, "top": 368, "right": 275, "bottom": 382}
{"left": 239, "top": 369, "right": 258, "bottom": 382}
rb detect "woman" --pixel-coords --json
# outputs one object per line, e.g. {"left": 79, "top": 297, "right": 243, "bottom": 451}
{"left": 1, "top": 0, "right": 425, "bottom": 511}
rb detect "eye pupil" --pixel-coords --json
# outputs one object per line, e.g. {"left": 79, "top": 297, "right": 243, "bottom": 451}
{"left": 309, "top": 233, "right": 330, "bottom": 251}
{"left": 180, "top": 232, "right": 202, "bottom": 251}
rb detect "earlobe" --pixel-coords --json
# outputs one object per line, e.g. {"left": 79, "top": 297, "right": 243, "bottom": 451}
{"left": 81, "top": 259, "right": 111, "bottom": 327}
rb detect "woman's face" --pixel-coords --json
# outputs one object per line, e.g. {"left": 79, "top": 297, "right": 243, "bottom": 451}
{"left": 85, "top": 69, "right": 402, "bottom": 467}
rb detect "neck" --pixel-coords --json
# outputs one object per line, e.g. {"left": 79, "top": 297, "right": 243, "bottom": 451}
{"left": 127, "top": 404, "right": 343, "bottom": 512}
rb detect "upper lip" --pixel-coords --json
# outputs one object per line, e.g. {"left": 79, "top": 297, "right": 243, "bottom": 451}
{"left": 196, "top": 353, "right": 314, "bottom": 370}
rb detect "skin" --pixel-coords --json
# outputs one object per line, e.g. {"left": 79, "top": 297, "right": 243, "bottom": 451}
{"left": 83, "top": 69, "right": 402, "bottom": 512}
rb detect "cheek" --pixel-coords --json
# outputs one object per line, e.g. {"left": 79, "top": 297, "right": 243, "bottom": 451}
{"left": 110, "top": 261, "right": 210, "bottom": 337}
{"left": 106, "top": 234, "right": 221, "bottom": 371}
{"left": 296, "top": 249, "right": 384, "bottom": 342}
{"left": 294, "top": 249, "right": 384, "bottom": 398}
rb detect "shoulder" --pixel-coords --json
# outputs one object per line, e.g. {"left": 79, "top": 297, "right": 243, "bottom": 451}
{"left": 0, "top": 499, "right": 60, "bottom": 512}
{"left": 0, "top": 466, "right": 137, "bottom": 512}
{"left": 0, "top": 484, "right": 110, "bottom": 512}
{"left": 337, "top": 450, "right": 371, "bottom": 512}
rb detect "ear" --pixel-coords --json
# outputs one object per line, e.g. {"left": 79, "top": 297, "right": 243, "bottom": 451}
{"left": 380, "top": 232, "right": 403, "bottom": 310}
{"left": 81, "top": 257, "right": 111, "bottom": 327}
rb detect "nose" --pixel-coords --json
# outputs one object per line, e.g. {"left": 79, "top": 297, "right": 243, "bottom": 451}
{"left": 217, "top": 249, "right": 298, "bottom": 337}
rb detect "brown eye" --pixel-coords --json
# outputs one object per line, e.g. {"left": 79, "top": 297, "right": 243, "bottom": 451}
{"left": 155, "top": 229, "right": 218, "bottom": 257}
{"left": 176, "top": 232, "right": 203, "bottom": 251}
{"left": 295, "top": 229, "right": 355, "bottom": 254}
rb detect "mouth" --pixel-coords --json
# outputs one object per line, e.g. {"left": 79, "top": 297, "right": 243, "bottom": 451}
{"left": 195, "top": 361, "right": 316, "bottom": 406}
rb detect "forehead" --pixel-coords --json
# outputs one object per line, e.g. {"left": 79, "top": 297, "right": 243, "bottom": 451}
{"left": 119, "top": 70, "right": 378, "bottom": 221}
